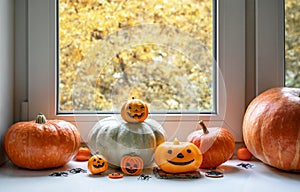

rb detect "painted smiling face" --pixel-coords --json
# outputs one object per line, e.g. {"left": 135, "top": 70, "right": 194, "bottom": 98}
{"left": 154, "top": 139, "right": 202, "bottom": 173}
{"left": 121, "top": 154, "right": 144, "bottom": 176}
{"left": 121, "top": 97, "right": 148, "bottom": 123}
{"left": 88, "top": 155, "right": 108, "bottom": 174}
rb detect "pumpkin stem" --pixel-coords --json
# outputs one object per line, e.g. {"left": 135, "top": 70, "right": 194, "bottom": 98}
{"left": 173, "top": 138, "right": 180, "bottom": 145}
{"left": 36, "top": 113, "right": 47, "bottom": 124}
{"left": 198, "top": 120, "right": 209, "bottom": 134}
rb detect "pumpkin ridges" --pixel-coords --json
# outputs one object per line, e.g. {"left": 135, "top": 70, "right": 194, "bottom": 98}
{"left": 243, "top": 87, "right": 300, "bottom": 172}
{"left": 247, "top": 90, "right": 299, "bottom": 168}
{"left": 200, "top": 128, "right": 234, "bottom": 169}
{"left": 187, "top": 121, "right": 235, "bottom": 169}
{"left": 88, "top": 117, "right": 166, "bottom": 168}
{"left": 4, "top": 115, "right": 81, "bottom": 170}
{"left": 243, "top": 98, "right": 265, "bottom": 162}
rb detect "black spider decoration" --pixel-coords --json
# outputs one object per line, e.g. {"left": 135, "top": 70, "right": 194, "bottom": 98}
{"left": 68, "top": 168, "right": 87, "bottom": 174}
{"left": 49, "top": 168, "right": 87, "bottom": 177}
{"left": 138, "top": 174, "right": 151, "bottom": 180}
{"left": 49, "top": 172, "right": 68, "bottom": 177}
{"left": 237, "top": 163, "right": 254, "bottom": 169}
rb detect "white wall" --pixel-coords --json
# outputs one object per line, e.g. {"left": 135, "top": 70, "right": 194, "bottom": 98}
{"left": 0, "top": 0, "right": 14, "bottom": 165}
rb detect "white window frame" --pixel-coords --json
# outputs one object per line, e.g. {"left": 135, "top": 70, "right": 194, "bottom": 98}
{"left": 24, "top": 0, "right": 250, "bottom": 142}
{"left": 255, "top": 0, "right": 284, "bottom": 92}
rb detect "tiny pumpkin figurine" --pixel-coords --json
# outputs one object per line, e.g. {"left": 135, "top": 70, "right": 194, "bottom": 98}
{"left": 75, "top": 147, "right": 91, "bottom": 161}
{"left": 121, "top": 97, "right": 149, "bottom": 123}
{"left": 237, "top": 147, "right": 252, "bottom": 161}
{"left": 4, "top": 113, "right": 81, "bottom": 169}
{"left": 154, "top": 138, "right": 202, "bottom": 173}
{"left": 88, "top": 154, "right": 109, "bottom": 174}
{"left": 187, "top": 120, "right": 235, "bottom": 169}
{"left": 120, "top": 154, "right": 144, "bottom": 176}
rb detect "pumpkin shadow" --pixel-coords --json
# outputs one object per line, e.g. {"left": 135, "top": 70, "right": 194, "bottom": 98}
{"left": 200, "top": 164, "right": 241, "bottom": 175}
{"left": 0, "top": 161, "right": 84, "bottom": 178}
{"left": 87, "top": 173, "right": 107, "bottom": 178}
{"left": 261, "top": 163, "right": 300, "bottom": 182}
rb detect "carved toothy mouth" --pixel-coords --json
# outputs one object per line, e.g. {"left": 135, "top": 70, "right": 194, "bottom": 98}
{"left": 125, "top": 168, "right": 138, "bottom": 174}
{"left": 93, "top": 162, "right": 105, "bottom": 168}
{"left": 167, "top": 159, "right": 195, "bottom": 166}
{"left": 127, "top": 112, "right": 144, "bottom": 119}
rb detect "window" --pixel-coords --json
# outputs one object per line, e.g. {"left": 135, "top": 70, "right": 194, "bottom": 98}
{"left": 26, "top": 0, "right": 246, "bottom": 142}
{"left": 285, "top": 0, "right": 300, "bottom": 88}
{"left": 58, "top": 0, "right": 216, "bottom": 114}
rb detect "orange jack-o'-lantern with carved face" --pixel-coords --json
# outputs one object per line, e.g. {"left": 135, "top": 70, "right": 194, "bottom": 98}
{"left": 121, "top": 97, "right": 148, "bottom": 123}
{"left": 154, "top": 139, "right": 202, "bottom": 173}
{"left": 120, "top": 154, "right": 144, "bottom": 176}
{"left": 88, "top": 155, "right": 108, "bottom": 174}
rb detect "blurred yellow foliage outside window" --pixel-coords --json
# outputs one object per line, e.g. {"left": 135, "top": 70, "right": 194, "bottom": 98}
{"left": 285, "top": 0, "right": 300, "bottom": 88}
{"left": 58, "top": 0, "right": 215, "bottom": 113}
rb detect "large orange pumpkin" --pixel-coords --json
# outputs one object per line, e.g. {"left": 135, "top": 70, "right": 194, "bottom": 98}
{"left": 4, "top": 113, "right": 81, "bottom": 169}
{"left": 187, "top": 121, "right": 235, "bottom": 169}
{"left": 243, "top": 87, "right": 300, "bottom": 172}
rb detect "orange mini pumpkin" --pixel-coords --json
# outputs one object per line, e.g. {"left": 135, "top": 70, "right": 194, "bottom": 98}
{"left": 154, "top": 139, "right": 202, "bottom": 173}
{"left": 4, "top": 113, "right": 81, "bottom": 169}
{"left": 121, "top": 97, "right": 148, "bottom": 123}
{"left": 75, "top": 147, "right": 91, "bottom": 161}
{"left": 88, "top": 154, "right": 109, "bottom": 174}
{"left": 237, "top": 147, "right": 252, "bottom": 161}
{"left": 120, "top": 154, "right": 144, "bottom": 176}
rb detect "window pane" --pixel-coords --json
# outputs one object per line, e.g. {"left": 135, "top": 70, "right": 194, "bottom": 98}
{"left": 58, "top": 0, "right": 215, "bottom": 113}
{"left": 285, "top": 0, "right": 300, "bottom": 88}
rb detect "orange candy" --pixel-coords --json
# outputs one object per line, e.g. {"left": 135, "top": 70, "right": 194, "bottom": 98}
{"left": 237, "top": 147, "right": 252, "bottom": 161}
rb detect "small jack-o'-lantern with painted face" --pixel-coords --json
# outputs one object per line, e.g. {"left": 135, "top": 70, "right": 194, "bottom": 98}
{"left": 121, "top": 97, "right": 148, "bottom": 123}
{"left": 120, "top": 154, "right": 144, "bottom": 176}
{"left": 154, "top": 139, "right": 202, "bottom": 173}
{"left": 88, "top": 155, "right": 108, "bottom": 174}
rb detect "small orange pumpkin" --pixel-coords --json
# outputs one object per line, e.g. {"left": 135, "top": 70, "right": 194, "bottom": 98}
{"left": 88, "top": 154, "right": 109, "bottom": 174}
{"left": 120, "top": 154, "right": 144, "bottom": 176}
{"left": 121, "top": 97, "right": 148, "bottom": 123}
{"left": 4, "top": 113, "right": 81, "bottom": 169}
{"left": 75, "top": 147, "right": 91, "bottom": 161}
{"left": 154, "top": 138, "right": 202, "bottom": 173}
{"left": 237, "top": 147, "right": 252, "bottom": 161}
{"left": 187, "top": 121, "right": 235, "bottom": 169}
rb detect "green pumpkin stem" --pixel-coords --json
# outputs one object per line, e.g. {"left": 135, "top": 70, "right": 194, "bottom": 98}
{"left": 36, "top": 113, "right": 47, "bottom": 124}
{"left": 198, "top": 120, "right": 209, "bottom": 134}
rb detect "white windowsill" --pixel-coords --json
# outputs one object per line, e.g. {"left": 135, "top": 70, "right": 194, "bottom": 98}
{"left": 1, "top": 159, "right": 299, "bottom": 192}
